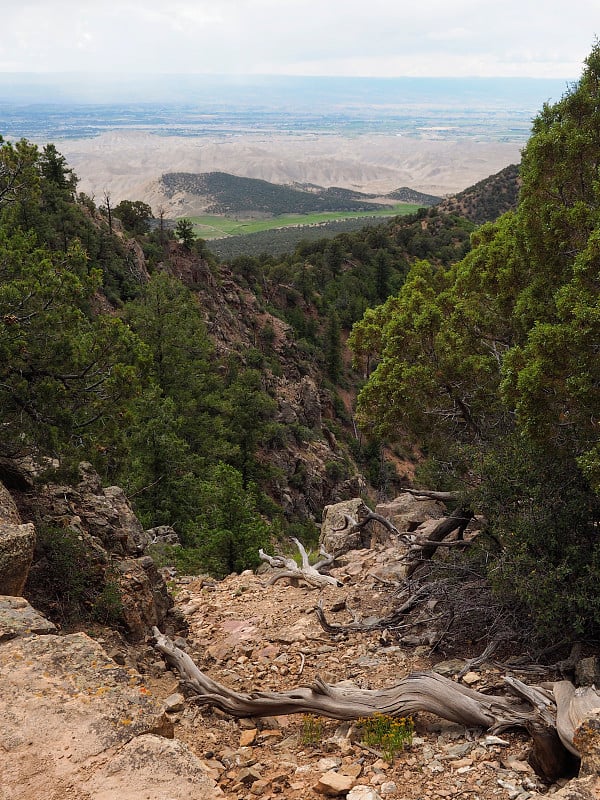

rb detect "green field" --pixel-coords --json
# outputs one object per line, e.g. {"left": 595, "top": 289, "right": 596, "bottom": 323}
{"left": 184, "top": 204, "right": 418, "bottom": 239}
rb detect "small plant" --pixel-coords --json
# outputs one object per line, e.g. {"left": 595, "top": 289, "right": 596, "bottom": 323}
{"left": 301, "top": 714, "right": 323, "bottom": 746}
{"left": 358, "top": 713, "right": 414, "bottom": 762}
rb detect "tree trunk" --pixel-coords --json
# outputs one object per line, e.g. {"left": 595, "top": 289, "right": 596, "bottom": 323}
{"left": 153, "top": 628, "right": 599, "bottom": 782}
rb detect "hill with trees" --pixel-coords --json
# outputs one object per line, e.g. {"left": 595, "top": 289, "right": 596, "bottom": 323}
{"left": 160, "top": 170, "right": 440, "bottom": 216}
{"left": 436, "top": 163, "right": 520, "bottom": 224}
{"left": 350, "top": 45, "right": 600, "bottom": 644}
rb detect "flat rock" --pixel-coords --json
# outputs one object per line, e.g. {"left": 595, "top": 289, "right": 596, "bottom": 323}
{"left": 0, "top": 631, "right": 217, "bottom": 799}
{"left": 86, "top": 734, "right": 219, "bottom": 799}
{"left": 315, "top": 770, "right": 356, "bottom": 796}
{"left": 0, "top": 595, "right": 57, "bottom": 640}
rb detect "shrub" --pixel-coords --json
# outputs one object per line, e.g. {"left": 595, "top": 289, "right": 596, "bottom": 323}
{"left": 358, "top": 713, "right": 414, "bottom": 762}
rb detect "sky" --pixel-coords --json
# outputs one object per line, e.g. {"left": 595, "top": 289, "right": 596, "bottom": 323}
{"left": 0, "top": 0, "right": 597, "bottom": 78}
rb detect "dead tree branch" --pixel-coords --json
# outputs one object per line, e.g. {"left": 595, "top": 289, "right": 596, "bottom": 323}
{"left": 259, "top": 538, "right": 340, "bottom": 588}
{"left": 399, "top": 487, "right": 460, "bottom": 501}
{"left": 153, "top": 628, "right": 599, "bottom": 782}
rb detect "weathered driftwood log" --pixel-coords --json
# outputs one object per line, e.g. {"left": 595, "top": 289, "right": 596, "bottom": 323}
{"left": 153, "top": 628, "right": 600, "bottom": 782}
{"left": 259, "top": 537, "right": 339, "bottom": 588}
{"left": 399, "top": 487, "right": 460, "bottom": 502}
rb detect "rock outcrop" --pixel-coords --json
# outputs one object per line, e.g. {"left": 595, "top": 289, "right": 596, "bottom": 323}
{"left": 0, "top": 604, "right": 218, "bottom": 799}
{"left": 320, "top": 498, "right": 372, "bottom": 554}
{"left": 0, "top": 480, "right": 36, "bottom": 596}
{"left": 19, "top": 462, "right": 176, "bottom": 641}
{"left": 375, "top": 493, "right": 446, "bottom": 532}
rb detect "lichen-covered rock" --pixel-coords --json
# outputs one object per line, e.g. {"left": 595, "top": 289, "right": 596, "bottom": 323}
{"left": 0, "top": 479, "right": 21, "bottom": 524}
{"left": 376, "top": 493, "right": 446, "bottom": 532}
{"left": 0, "top": 595, "right": 56, "bottom": 640}
{"left": 574, "top": 714, "right": 600, "bottom": 777}
{"left": 0, "top": 521, "right": 36, "bottom": 595}
{"left": 0, "top": 630, "right": 217, "bottom": 799}
{"left": 320, "top": 498, "right": 372, "bottom": 555}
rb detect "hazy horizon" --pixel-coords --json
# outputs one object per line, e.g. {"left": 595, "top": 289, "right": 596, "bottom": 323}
{"left": 0, "top": 73, "right": 573, "bottom": 107}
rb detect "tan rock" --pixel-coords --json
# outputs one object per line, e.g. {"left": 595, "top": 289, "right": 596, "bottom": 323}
{"left": 0, "top": 481, "right": 21, "bottom": 524}
{"left": 375, "top": 494, "right": 446, "bottom": 532}
{"left": 0, "top": 595, "right": 56, "bottom": 641}
{"left": 314, "top": 770, "right": 356, "bottom": 796}
{"left": 0, "top": 632, "right": 217, "bottom": 799}
{"left": 240, "top": 728, "right": 258, "bottom": 746}
{"left": 348, "top": 787, "right": 383, "bottom": 800}
{"left": 321, "top": 498, "right": 372, "bottom": 554}
{"left": 0, "top": 521, "right": 36, "bottom": 595}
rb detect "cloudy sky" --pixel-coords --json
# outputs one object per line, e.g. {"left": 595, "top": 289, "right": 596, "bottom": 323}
{"left": 1, "top": 0, "right": 597, "bottom": 78}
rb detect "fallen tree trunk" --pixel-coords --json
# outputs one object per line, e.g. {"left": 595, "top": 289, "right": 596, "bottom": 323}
{"left": 399, "top": 487, "right": 460, "bottom": 502}
{"left": 153, "top": 628, "right": 599, "bottom": 782}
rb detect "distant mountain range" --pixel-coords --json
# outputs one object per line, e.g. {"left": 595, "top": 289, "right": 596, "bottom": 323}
{"left": 159, "top": 171, "right": 441, "bottom": 217}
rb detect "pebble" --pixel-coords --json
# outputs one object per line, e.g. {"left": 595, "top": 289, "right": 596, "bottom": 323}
{"left": 163, "top": 692, "right": 185, "bottom": 712}
{"left": 239, "top": 729, "right": 258, "bottom": 747}
{"left": 348, "top": 787, "right": 383, "bottom": 800}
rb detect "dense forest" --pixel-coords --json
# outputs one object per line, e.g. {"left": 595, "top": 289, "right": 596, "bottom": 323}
{"left": 1, "top": 45, "right": 599, "bottom": 646}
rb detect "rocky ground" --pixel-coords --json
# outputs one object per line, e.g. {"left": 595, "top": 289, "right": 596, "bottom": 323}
{"left": 1, "top": 489, "right": 597, "bottom": 800}
{"left": 155, "top": 549, "right": 551, "bottom": 800}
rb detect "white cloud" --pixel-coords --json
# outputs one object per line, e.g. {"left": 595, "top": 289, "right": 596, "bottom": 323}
{"left": 0, "top": 0, "right": 595, "bottom": 76}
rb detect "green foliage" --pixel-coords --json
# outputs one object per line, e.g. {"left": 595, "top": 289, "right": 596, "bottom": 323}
{"left": 359, "top": 713, "right": 414, "bottom": 762}
{"left": 301, "top": 715, "right": 324, "bottom": 745}
{"left": 350, "top": 43, "right": 600, "bottom": 642}
{"left": 0, "top": 227, "right": 143, "bottom": 458}
{"left": 175, "top": 218, "right": 195, "bottom": 249}
{"left": 187, "top": 462, "right": 271, "bottom": 579}
{"left": 113, "top": 200, "right": 153, "bottom": 235}
{"left": 31, "top": 525, "right": 123, "bottom": 625}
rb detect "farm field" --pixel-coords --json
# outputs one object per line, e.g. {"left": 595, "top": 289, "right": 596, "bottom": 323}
{"left": 186, "top": 203, "right": 417, "bottom": 239}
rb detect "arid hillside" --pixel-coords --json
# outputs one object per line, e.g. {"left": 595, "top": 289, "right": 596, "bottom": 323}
{"left": 57, "top": 131, "right": 523, "bottom": 211}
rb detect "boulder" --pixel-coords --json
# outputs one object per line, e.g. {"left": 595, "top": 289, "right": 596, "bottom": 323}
{"left": 376, "top": 494, "right": 446, "bottom": 532}
{"left": 145, "top": 525, "right": 181, "bottom": 547}
{"left": 574, "top": 714, "right": 600, "bottom": 777}
{"left": 0, "top": 628, "right": 217, "bottom": 799}
{"left": 0, "top": 479, "right": 21, "bottom": 524}
{"left": 320, "top": 498, "right": 372, "bottom": 555}
{"left": 35, "top": 462, "right": 144, "bottom": 557}
{"left": 0, "top": 521, "right": 36, "bottom": 595}
{"left": 576, "top": 657, "right": 600, "bottom": 687}
{"left": 0, "top": 595, "right": 57, "bottom": 641}
{"left": 116, "top": 556, "right": 174, "bottom": 642}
